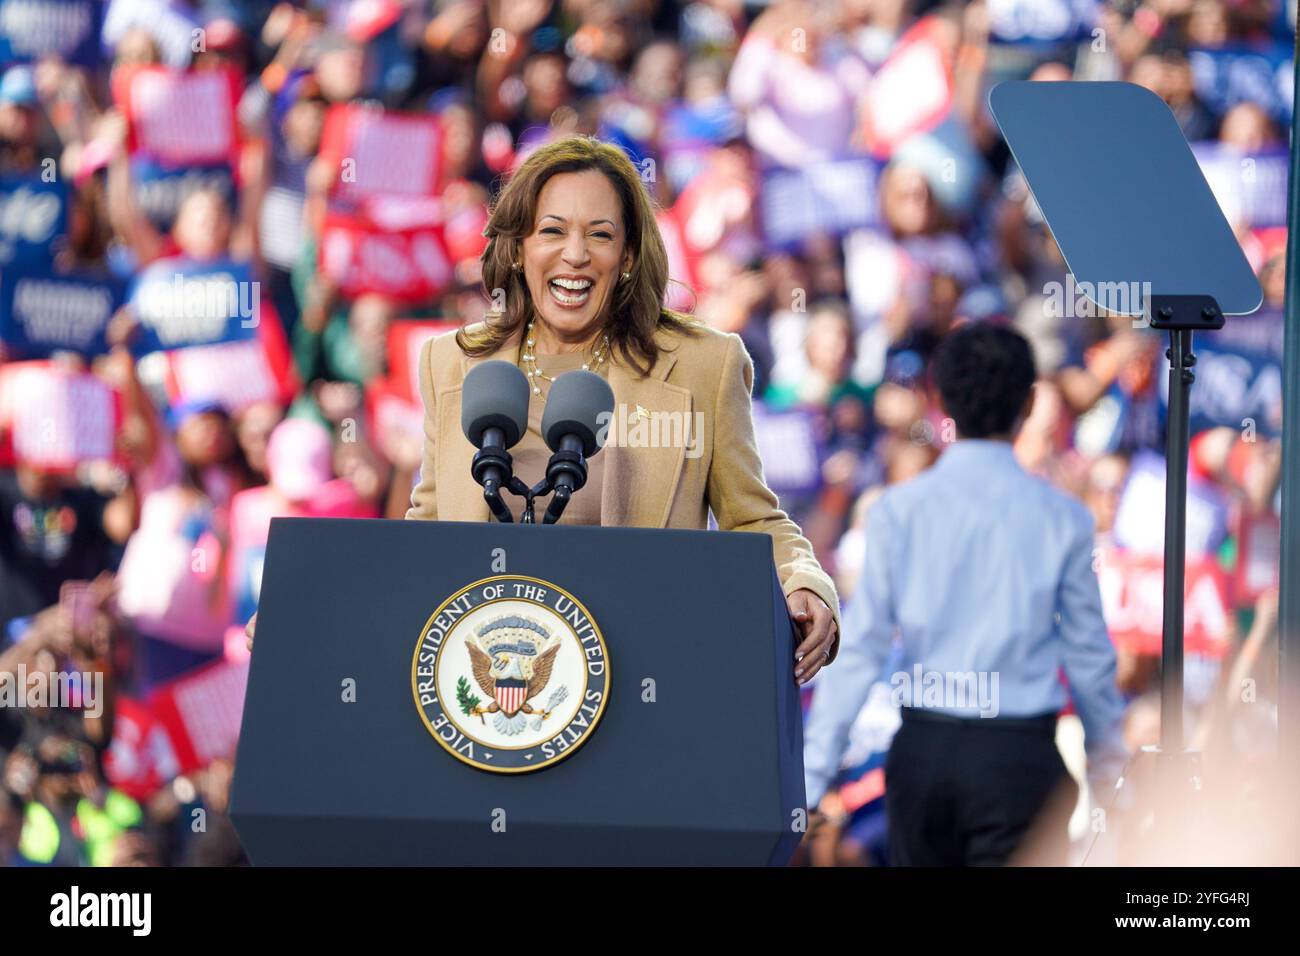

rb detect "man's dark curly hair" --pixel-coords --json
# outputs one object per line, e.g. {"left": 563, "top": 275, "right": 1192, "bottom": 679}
{"left": 933, "top": 324, "right": 1037, "bottom": 439}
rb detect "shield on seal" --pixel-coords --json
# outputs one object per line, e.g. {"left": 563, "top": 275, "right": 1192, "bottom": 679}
{"left": 494, "top": 679, "right": 528, "bottom": 716}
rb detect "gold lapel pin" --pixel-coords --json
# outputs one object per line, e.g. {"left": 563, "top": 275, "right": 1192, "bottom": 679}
{"left": 633, "top": 404, "right": 651, "bottom": 423}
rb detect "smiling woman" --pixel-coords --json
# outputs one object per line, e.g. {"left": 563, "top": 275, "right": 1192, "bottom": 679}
{"left": 394, "top": 135, "right": 843, "bottom": 682}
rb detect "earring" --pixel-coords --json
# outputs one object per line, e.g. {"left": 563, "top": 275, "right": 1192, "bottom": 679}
{"left": 512, "top": 262, "right": 522, "bottom": 270}
{"left": 621, "top": 271, "right": 630, "bottom": 281}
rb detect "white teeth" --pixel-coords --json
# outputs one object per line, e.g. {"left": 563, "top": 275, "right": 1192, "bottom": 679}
{"left": 551, "top": 277, "right": 592, "bottom": 290}
{"left": 549, "top": 283, "right": 590, "bottom": 305}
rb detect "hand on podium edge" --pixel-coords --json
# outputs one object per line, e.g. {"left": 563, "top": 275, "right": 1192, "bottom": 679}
{"left": 245, "top": 612, "right": 257, "bottom": 651}
{"left": 789, "top": 589, "right": 836, "bottom": 686}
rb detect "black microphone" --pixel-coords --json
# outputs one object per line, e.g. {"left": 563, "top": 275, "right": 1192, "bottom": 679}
{"left": 539, "top": 370, "right": 616, "bottom": 524}
{"left": 461, "top": 360, "right": 530, "bottom": 522}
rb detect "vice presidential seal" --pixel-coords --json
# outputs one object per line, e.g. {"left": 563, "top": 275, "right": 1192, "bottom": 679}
{"left": 411, "top": 575, "right": 609, "bottom": 773}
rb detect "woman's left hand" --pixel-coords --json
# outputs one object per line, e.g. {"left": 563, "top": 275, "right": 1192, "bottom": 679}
{"left": 788, "top": 589, "right": 837, "bottom": 686}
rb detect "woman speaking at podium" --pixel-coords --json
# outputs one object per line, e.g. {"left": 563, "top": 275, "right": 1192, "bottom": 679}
{"left": 252, "top": 136, "right": 839, "bottom": 683}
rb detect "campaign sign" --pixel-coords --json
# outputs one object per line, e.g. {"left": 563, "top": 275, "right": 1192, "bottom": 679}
{"left": 1096, "top": 548, "right": 1232, "bottom": 657}
{"left": 986, "top": 0, "right": 1099, "bottom": 45}
{"left": 0, "top": 269, "right": 124, "bottom": 357}
{"left": 319, "top": 215, "right": 453, "bottom": 303}
{"left": 319, "top": 104, "right": 443, "bottom": 206}
{"left": 1112, "top": 450, "right": 1229, "bottom": 559}
{"left": 163, "top": 300, "right": 297, "bottom": 412}
{"left": 858, "top": 16, "right": 953, "bottom": 159}
{"left": 131, "top": 158, "right": 236, "bottom": 233}
{"left": 1234, "top": 511, "right": 1280, "bottom": 604}
{"left": 1188, "top": 43, "right": 1294, "bottom": 122}
{"left": 1192, "top": 143, "right": 1289, "bottom": 229}
{"left": 128, "top": 258, "right": 259, "bottom": 354}
{"left": 752, "top": 407, "right": 822, "bottom": 496}
{"left": 0, "top": 0, "right": 102, "bottom": 65}
{"left": 367, "top": 379, "right": 424, "bottom": 457}
{"left": 113, "top": 65, "right": 242, "bottom": 168}
{"left": 103, "top": 697, "right": 180, "bottom": 801}
{"left": 0, "top": 361, "right": 121, "bottom": 471}
{"left": 760, "top": 158, "right": 879, "bottom": 250}
{"left": 656, "top": 208, "right": 698, "bottom": 313}
{"left": 149, "top": 658, "right": 250, "bottom": 775}
{"left": 386, "top": 319, "right": 455, "bottom": 402}
{"left": 0, "top": 174, "right": 68, "bottom": 266}
{"left": 1158, "top": 339, "right": 1283, "bottom": 439}
{"left": 1204, "top": 308, "right": 1285, "bottom": 358}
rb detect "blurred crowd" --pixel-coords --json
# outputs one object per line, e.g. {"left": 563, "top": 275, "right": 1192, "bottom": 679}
{"left": 0, "top": 0, "right": 1290, "bottom": 866}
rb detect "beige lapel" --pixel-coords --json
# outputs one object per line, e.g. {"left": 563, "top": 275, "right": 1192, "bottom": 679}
{"left": 445, "top": 325, "right": 691, "bottom": 528}
{"left": 601, "top": 337, "right": 690, "bottom": 529}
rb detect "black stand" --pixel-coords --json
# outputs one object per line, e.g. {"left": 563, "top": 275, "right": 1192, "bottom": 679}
{"left": 1126, "top": 293, "right": 1225, "bottom": 854}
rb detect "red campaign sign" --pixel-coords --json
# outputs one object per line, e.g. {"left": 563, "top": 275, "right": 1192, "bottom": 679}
{"left": 103, "top": 696, "right": 180, "bottom": 802}
{"left": 163, "top": 297, "right": 297, "bottom": 412}
{"left": 0, "top": 362, "right": 122, "bottom": 472}
{"left": 1096, "top": 548, "right": 1233, "bottom": 658}
{"left": 857, "top": 16, "right": 953, "bottom": 160}
{"left": 670, "top": 155, "right": 755, "bottom": 261}
{"left": 366, "top": 377, "right": 425, "bottom": 459}
{"left": 148, "top": 658, "right": 250, "bottom": 775}
{"left": 657, "top": 208, "right": 698, "bottom": 312}
{"left": 112, "top": 65, "right": 243, "bottom": 169}
{"left": 387, "top": 319, "right": 456, "bottom": 403}
{"left": 442, "top": 192, "right": 490, "bottom": 265}
{"left": 1234, "top": 511, "right": 1280, "bottom": 604}
{"left": 342, "top": 0, "right": 403, "bottom": 40}
{"left": 319, "top": 104, "right": 444, "bottom": 206}
{"left": 319, "top": 215, "right": 455, "bottom": 303}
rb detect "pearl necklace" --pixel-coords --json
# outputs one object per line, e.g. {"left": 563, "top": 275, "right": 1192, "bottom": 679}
{"left": 520, "top": 319, "right": 611, "bottom": 396}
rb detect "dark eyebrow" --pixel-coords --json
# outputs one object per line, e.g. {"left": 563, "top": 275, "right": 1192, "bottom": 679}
{"left": 539, "top": 215, "right": 617, "bottom": 227}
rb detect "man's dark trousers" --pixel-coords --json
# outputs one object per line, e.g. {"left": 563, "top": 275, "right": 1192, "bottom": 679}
{"left": 885, "top": 707, "right": 1079, "bottom": 866}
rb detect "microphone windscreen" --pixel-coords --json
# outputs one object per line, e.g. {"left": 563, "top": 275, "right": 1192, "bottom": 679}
{"left": 461, "top": 360, "right": 530, "bottom": 448}
{"left": 541, "top": 370, "right": 616, "bottom": 457}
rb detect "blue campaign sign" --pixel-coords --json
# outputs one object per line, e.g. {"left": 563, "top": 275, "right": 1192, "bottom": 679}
{"left": 0, "top": 268, "right": 124, "bottom": 357}
{"left": 0, "top": 174, "right": 68, "bottom": 267}
{"left": 127, "top": 257, "right": 260, "bottom": 355}
{"left": 1188, "top": 43, "right": 1294, "bottom": 122}
{"left": 0, "top": 0, "right": 103, "bottom": 66}
{"left": 130, "top": 158, "right": 236, "bottom": 233}
{"left": 1192, "top": 143, "right": 1289, "bottom": 229}
{"left": 1203, "top": 308, "right": 1285, "bottom": 359}
{"left": 760, "top": 158, "right": 879, "bottom": 251}
{"left": 1159, "top": 337, "right": 1284, "bottom": 440}
{"left": 986, "top": 0, "right": 1099, "bottom": 45}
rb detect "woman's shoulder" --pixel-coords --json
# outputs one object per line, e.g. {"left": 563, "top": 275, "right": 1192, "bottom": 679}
{"left": 423, "top": 322, "right": 478, "bottom": 380}
{"left": 654, "top": 318, "right": 742, "bottom": 367}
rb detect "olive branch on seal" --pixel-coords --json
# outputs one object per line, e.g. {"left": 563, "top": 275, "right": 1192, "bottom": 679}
{"left": 455, "top": 677, "right": 481, "bottom": 719}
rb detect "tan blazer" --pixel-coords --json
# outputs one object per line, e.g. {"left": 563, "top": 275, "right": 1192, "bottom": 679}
{"left": 405, "top": 320, "right": 841, "bottom": 657}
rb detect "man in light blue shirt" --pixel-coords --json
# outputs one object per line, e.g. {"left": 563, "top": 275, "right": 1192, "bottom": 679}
{"left": 805, "top": 324, "right": 1128, "bottom": 865}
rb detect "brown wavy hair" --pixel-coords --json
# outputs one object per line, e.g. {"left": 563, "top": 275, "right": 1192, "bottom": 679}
{"left": 457, "top": 135, "right": 699, "bottom": 376}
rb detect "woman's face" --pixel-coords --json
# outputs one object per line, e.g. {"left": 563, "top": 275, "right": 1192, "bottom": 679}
{"left": 806, "top": 311, "right": 851, "bottom": 378}
{"left": 284, "top": 98, "right": 326, "bottom": 156}
{"left": 177, "top": 411, "right": 234, "bottom": 467}
{"left": 520, "top": 169, "right": 631, "bottom": 344}
{"left": 173, "top": 192, "right": 231, "bottom": 260}
{"left": 882, "top": 165, "right": 934, "bottom": 237}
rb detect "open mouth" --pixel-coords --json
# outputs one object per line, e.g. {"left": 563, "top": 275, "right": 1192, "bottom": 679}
{"left": 547, "top": 277, "right": 593, "bottom": 308}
